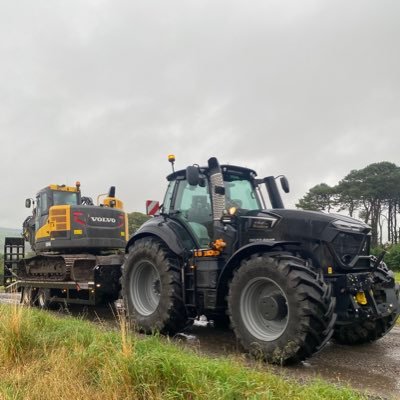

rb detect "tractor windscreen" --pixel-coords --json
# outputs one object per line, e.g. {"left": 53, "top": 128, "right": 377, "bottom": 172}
{"left": 53, "top": 191, "right": 79, "bottom": 206}
{"left": 223, "top": 175, "right": 261, "bottom": 210}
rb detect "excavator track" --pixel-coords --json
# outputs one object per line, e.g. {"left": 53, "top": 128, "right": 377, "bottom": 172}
{"left": 17, "top": 254, "right": 98, "bottom": 282}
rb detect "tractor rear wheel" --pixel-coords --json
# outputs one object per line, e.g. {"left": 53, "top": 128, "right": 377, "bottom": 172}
{"left": 227, "top": 253, "right": 335, "bottom": 365}
{"left": 122, "top": 238, "right": 187, "bottom": 334}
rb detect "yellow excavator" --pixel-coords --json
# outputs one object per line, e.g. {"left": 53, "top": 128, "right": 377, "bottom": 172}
{"left": 5, "top": 182, "right": 128, "bottom": 307}
{"left": 23, "top": 182, "right": 127, "bottom": 254}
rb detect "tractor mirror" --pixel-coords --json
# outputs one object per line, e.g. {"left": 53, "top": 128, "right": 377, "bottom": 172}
{"left": 186, "top": 166, "right": 200, "bottom": 186}
{"left": 25, "top": 198, "right": 32, "bottom": 208}
{"left": 280, "top": 176, "right": 290, "bottom": 193}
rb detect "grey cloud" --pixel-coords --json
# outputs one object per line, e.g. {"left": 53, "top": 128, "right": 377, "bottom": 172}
{"left": 0, "top": 0, "right": 399, "bottom": 227}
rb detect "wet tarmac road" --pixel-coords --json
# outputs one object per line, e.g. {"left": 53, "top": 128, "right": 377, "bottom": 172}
{"left": 1, "top": 293, "right": 399, "bottom": 399}
{"left": 180, "top": 323, "right": 400, "bottom": 399}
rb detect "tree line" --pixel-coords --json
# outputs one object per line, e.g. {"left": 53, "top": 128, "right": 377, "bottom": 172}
{"left": 296, "top": 161, "right": 400, "bottom": 248}
{"left": 127, "top": 212, "right": 151, "bottom": 234}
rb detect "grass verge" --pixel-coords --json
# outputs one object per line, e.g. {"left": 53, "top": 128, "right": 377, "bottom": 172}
{"left": 0, "top": 304, "right": 364, "bottom": 400}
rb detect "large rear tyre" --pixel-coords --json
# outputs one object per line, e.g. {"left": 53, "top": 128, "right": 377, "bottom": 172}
{"left": 334, "top": 263, "right": 399, "bottom": 345}
{"left": 228, "top": 254, "right": 335, "bottom": 365}
{"left": 122, "top": 238, "right": 187, "bottom": 334}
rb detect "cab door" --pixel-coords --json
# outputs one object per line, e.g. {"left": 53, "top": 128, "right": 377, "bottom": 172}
{"left": 171, "top": 179, "right": 213, "bottom": 248}
{"left": 35, "top": 191, "right": 51, "bottom": 242}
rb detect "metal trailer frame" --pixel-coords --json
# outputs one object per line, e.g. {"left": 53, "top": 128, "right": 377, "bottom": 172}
{"left": 4, "top": 237, "right": 123, "bottom": 306}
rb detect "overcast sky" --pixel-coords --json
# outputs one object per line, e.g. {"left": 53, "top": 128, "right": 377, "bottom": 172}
{"left": 0, "top": 0, "right": 399, "bottom": 228}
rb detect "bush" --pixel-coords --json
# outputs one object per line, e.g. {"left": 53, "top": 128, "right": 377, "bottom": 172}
{"left": 371, "top": 244, "right": 400, "bottom": 271}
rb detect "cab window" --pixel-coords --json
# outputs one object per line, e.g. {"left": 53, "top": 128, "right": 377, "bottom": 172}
{"left": 162, "top": 181, "right": 175, "bottom": 213}
{"left": 39, "top": 192, "right": 49, "bottom": 215}
{"left": 53, "top": 191, "right": 78, "bottom": 206}
{"left": 173, "top": 180, "right": 212, "bottom": 218}
{"left": 224, "top": 176, "right": 260, "bottom": 210}
{"left": 173, "top": 180, "right": 212, "bottom": 247}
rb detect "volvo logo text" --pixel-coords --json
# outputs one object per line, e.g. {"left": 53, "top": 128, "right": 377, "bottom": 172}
{"left": 90, "top": 217, "right": 116, "bottom": 223}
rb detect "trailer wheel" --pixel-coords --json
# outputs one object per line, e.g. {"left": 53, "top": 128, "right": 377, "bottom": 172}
{"left": 20, "top": 287, "right": 37, "bottom": 306}
{"left": 227, "top": 253, "right": 335, "bottom": 365}
{"left": 37, "top": 288, "right": 52, "bottom": 309}
{"left": 334, "top": 263, "right": 399, "bottom": 345}
{"left": 122, "top": 238, "right": 187, "bottom": 334}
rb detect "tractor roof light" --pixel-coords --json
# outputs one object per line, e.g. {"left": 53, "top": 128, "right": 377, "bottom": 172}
{"left": 168, "top": 154, "right": 176, "bottom": 173}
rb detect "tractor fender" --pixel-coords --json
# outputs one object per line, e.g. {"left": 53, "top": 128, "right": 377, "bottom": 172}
{"left": 125, "top": 217, "right": 191, "bottom": 257}
{"left": 217, "top": 240, "right": 301, "bottom": 299}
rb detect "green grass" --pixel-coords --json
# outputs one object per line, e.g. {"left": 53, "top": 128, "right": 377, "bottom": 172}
{"left": 0, "top": 305, "right": 364, "bottom": 400}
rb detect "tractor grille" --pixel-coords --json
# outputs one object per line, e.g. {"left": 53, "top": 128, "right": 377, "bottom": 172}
{"left": 332, "top": 232, "right": 368, "bottom": 264}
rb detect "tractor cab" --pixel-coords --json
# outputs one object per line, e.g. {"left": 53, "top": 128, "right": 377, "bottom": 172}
{"left": 158, "top": 157, "right": 288, "bottom": 253}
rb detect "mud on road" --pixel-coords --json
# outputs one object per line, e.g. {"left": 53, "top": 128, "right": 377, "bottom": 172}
{"left": 1, "top": 293, "right": 399, "bottom": 399}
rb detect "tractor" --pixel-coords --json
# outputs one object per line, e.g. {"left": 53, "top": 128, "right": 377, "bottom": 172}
{"left": 121, "top": 156, "right": 399, "bottom": 364}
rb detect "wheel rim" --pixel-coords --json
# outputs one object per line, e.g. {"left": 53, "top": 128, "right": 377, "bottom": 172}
{"left": 130, "top": 260, "right": 161, "bottom": 316}
{"left": 240, "top": 277, "right": 289, "bottom": 341}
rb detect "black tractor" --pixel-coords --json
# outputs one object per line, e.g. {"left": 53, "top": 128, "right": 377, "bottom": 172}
{"left": 122, "top": 156, "right": 399, "bottom": 364}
